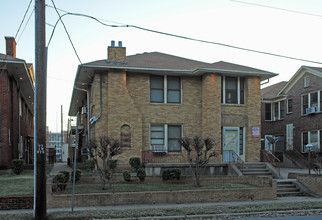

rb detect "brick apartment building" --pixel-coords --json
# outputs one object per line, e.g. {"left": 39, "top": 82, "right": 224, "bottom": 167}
{"left": 0, "top": 37, "right": 34, "bottom": 169}
{"left": 261, "top": 66, "right": 322, "bottom": 162}
{"left": 68, "top": 41, "right": 276, "bottom": 169}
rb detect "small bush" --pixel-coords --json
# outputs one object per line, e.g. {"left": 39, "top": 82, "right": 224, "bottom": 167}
{"left": 123, "top": 171, "right": 131, "bottom": 182}
{"left": 11, "top": 159, "right": 24, "bottom": 175}
{"left": 129, "top": 157, "right": 141, "bottom": 170}
{"left": 109, "top": 160, "right": 117, "bottom": 170}
{"left": 137, "top": 168, "right": 146, "bottom": 182}
{"left": 53, "top": 173, "right": 66, "bottom": 191}
{"left": 71, "top": 169, "right": 81, "bottom": 183}
{"left": 85, "top": 159, "right": 95, "bottom": 172}
{"left": 162, "top": 168, "right": 181, "bottom": 181}
{"left": 67, "top": 157, "right": 71, "bottom": 166}
{"left": 59, "top": 171, "right": 70, "bottom": 183}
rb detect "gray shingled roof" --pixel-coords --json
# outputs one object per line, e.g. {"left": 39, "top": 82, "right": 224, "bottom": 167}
{"left": 261, "top": 81, "right": 287, "bottom": 99}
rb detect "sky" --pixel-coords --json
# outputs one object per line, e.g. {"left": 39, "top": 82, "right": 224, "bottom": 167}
{"left": 1, "top": 0, "right": 322, "bottom": 132}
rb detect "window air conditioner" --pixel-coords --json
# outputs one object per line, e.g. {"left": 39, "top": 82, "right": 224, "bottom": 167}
{"left": 81, "top": 106, "right": 87, "bottom": 114}
{"left": 306, "top": 107, "right": 316, "bottom": 115}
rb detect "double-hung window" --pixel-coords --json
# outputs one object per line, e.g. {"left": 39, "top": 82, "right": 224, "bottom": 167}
{"left": 302, "top": 131, "right": 320, "bottom": 152}
{"left": 287, "top": 98, "right": 293, "bottom": 114}
{"left": 302, "top": 91, "right": 321, "bottom": 115}
{"left": 150, "top": 75, "right": 181, "bottom": 103}
{"left": 150, "top": 124, "right": 182, "bottom": 152}
{"left": 265, "top": 100, "right": 285, "bottom": 121}
{"left": 221, "top": 76, "right": 245, "bottom": 104}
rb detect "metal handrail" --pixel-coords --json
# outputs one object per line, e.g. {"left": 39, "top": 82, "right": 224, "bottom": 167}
{"left": 262, "top": 150, "right": 280, "bottom": 176}
{"left": 223, "top": 150, "right": 244, "bottom": 173}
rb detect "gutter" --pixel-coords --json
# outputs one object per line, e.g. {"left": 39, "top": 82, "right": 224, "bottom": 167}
{"left": 80, "top": 64, "right": 278, "bottom": 78}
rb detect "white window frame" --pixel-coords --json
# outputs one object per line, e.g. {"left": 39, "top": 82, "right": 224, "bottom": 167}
{"left": 304, "top": 76, "right": 310, "bottom": 88}
{"left": 301, "top": 91, "right": 321, "bottom": 115}
{"left": 302, "top": 130, "right": 320, "bottom": 153}
{"left": 286, "top": 124, "right": 293, "bottom": 151}
{"left": 222, "top": 76, "right": 244, "bottom": 105}
{"left": 286, "top": 98, "right": 293, "bottom": 114}
{"left": 150, "top": 124, "right": 183, "bottom": 153}
{"left": 150, "top": 75, "right": 182, "bottom": 104}
{"left": 266, "top": 100, "right": 285, "bottom": 121}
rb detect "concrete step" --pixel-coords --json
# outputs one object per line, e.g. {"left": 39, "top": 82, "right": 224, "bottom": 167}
{"left": 276, "top": 180, "right": 303, "bottom": 197}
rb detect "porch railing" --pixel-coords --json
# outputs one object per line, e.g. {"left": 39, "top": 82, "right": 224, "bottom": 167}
{"left": 262, "top": 150, "right": 280, "bottom": 176}
{"left": 223, "top": 150, "right": 244, "bottom": 173}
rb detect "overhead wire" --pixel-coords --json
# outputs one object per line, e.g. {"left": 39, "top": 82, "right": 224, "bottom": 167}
{"left": 15, "top": 0, "right": 34, "bottom": 39}
{"left": 1, "top": 0, "right": 34, "bottom": 77}
{"left": 50, "top": 0, "right": 83, "bottom": 64}
{"left": 46, "top": 6, "right": 322, "bottom": 66}
{"left": 230, "top": 0, "right": 322, "bottom": 18}
{"left": 17, "top": 8, "right": 35, "bottom": 44}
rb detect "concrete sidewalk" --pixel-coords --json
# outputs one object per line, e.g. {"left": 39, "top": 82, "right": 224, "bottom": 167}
{"left": 0, "top": 196, "right": 322, "bottom": 216}
{"left": 49, "top": 162, "right": 72, "bottom": 176}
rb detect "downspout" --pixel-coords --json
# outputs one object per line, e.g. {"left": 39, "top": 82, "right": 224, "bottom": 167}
{"left": 87, "top": 90, "right": 90, "bottom": 159}
{"left": 18, "top": 91, "right": 21, "bottom": 159}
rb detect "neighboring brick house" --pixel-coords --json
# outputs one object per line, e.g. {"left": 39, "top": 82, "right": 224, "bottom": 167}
{"left": 0, "top": 37, "right": 34, "bottom": 169}
{"left": 68, "top": 41, "right": 276, "bottom": 169}
{"left": 261, "top": 66, "right": 322, "bottom": 161}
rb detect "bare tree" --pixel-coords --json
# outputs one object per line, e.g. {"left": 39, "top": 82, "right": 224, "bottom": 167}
{"left": 89, "top": 136, "right": 122, "bottom": 189}
{"left": 180, "top": 136, "right": 217, "bottom": 187}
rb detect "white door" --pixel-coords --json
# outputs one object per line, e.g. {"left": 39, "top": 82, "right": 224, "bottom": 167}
{"left": 286, "top": 124, "right": 293, "bottom": 150}
{"left": 265, "top": 135, "right": 273, "bottom": 151}
{"left": 223, "top": 127, "right": 239, "bottom": 162}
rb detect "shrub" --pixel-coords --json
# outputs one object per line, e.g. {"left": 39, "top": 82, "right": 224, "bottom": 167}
{"left": 53, "top": 173, "right": 66, "bottom": 191}
{"left": 109, "top": 160, "right": 118, "bottom": 170}
{"left": 71, "top": 169, "right": 81, "bottom": 183}
{"left": 85, "top": 159, "right": 95, "bottom": 172}
{"left": 129, "top": 157, "right": 141, "bottom": 171}
{"left": 123, "top": 171, "right": 131, "bottom": 182}
{"left": 59, "top": 171, "right": 70, "bottom": 183}
{"left": 11, "top": 159, "right": 24, "bottom": 175}
{"left": 162, "top": 168, "right": 181, "bottom": 181}
{"left": 137, "top": 168, "right": 146, "bottom": 182}
{"left": 67, "top": 157, "right": 71, "bottom": 166}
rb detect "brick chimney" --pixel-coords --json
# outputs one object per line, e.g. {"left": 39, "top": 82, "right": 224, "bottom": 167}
{"left": 5, "top": 36, "right": 16, "bottom": 58}
{"left": 107, "top": 40, "right": 126, "bottom": 63}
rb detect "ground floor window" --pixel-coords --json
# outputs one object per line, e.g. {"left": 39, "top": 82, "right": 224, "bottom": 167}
{"left": 150, "top": 124, "right": 182, "bottom": 153}
{"left": 302, "top": 130, "right": 320, "bottom": 152}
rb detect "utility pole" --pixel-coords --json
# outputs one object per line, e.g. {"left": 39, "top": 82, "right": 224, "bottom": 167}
{"left": 35, "top": 0, "right": 47, "bottom": 219}
{"left": 61, "top": 105, "right": 63, "bottom": 162}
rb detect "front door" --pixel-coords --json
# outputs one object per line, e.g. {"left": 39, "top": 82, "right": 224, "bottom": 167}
{"left": 223, "top": 127, "right": 239, "bottom": 162}
{"left": 286, "top": 124, "right": 293, "bottom": 150}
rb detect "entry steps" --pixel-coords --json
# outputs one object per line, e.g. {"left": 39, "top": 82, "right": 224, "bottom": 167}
{"left": 276, "top": 180, "right": 305, "bottom": 197}
{"left": 242, "top": 162, "right": 274, "bottom": 178}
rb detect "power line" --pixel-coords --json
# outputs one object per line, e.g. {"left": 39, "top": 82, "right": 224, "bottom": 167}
{"left": 46, "top": 6, "right": 322, "bottom": 65}
{"left": 231, "top": 0, "right": 322, "bottom": 18}
{"left": 17, "top": 8, "right": 35, "bottom": 43}
{"left": 15, "top": 0, "right": 33, "bottom": 39}
{"left": 50, "top": 0, "right": 83, "bottom": 64}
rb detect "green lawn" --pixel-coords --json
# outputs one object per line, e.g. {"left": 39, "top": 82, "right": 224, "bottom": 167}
{"left": 0, "top": 163, "right": 54, "bottom": 196}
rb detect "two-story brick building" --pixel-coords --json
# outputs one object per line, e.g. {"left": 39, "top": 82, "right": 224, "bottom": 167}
{"left": 68, "top": 41, "right": 276, "bottom": 169}
{"left": 261, "top": 66, "right": 322, "bottom": 162}
{"left": 0, "top": 37, "right": 34, "bottom": 169}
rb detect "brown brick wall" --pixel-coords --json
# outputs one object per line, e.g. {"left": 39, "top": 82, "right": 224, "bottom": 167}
{"left": 261, "top": 71, "right": 322, "bottom": 153}
{"left": 0, "top": 195, "right": 33, "bottom": 210}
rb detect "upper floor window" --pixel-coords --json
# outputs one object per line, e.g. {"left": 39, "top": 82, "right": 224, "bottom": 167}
{"left": 221, "top": 76, "right": 245, "bottom": 104}
{"left": 150, "top": 75, "right": 181, "bottom": 103}
{"left": 304, "top": 76, "right": 310, "bottom": 88}
{"left": 302, "top": 91, "right": 321, "bottom": 115}
{"left": 287, "top": 98, "right": 293, "bottom": 114}
{"left": 265, "top": 100, "right": 285, "bottom": 121}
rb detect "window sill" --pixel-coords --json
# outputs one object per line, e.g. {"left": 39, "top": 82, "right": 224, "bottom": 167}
{"left": 150, "top": 102, "right": 182, "bottom": 105}
{"left": 221, "top": 103, "right": 246, "bottom": 107}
